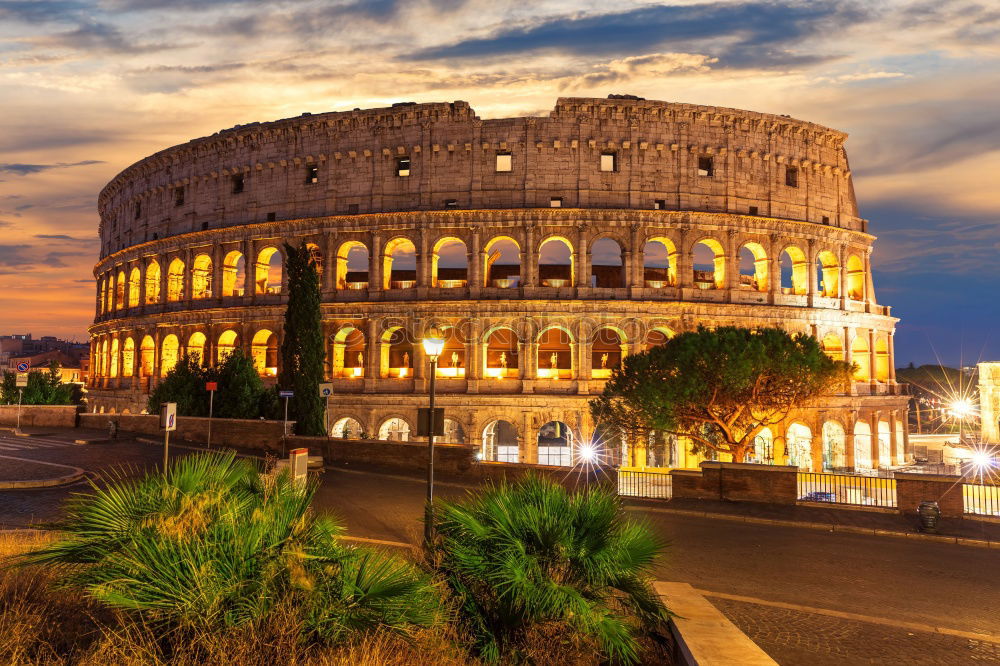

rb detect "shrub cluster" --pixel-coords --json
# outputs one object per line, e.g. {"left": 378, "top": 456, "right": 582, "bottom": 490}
{"left": 146, "top": 350, "right": 277, "bottom": 419}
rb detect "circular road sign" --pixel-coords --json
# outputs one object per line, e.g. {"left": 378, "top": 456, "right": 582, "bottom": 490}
{"left": 15, "top": 362, "right": 29, "bottom": 373}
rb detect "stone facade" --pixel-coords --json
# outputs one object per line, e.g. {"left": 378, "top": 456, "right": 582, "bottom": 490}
{"left": 979, "top": 362, "right": 1000, "bottom": 444}
{"left": 87, "top": 96, "right": 909, "bottom": 472}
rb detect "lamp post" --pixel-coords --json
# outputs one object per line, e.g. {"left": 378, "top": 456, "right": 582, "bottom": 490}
{"left": 951, "top": 399, "right": 972, "bottom": 446}
{"left": 422, "top": 331, "right": 445, "bottom": 546}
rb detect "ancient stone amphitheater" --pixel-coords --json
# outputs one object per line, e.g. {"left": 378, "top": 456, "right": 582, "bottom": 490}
{"left": 88, "top": 95, "right": 909, "bottom": 472}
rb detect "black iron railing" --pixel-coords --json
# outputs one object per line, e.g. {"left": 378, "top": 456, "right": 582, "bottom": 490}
{"left": 618, "top": 470, "right": 672, "bottom": 499}
{"left": 797, "top": 472, "right": 897, "bottom": 508}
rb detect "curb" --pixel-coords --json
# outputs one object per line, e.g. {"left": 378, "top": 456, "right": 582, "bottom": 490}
{"left": 0, "top": 466, "right": 86, "bottom": 490}
{"left": 625, "top": 503, "right": 997, "bottom": 549}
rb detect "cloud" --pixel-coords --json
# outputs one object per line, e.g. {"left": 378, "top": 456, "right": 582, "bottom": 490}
{"left": 408, "top": 1, "right": 870, "bottom": 69}
{"left": 0, "top": 1, "right": 88, "bottom": 24}
{"left": 0, "top": 244, "right": 35, "bottom": 267}
{"left": 34, "top": 233, "right": 98, "bottom": 244}
{"left": 33, "top": 21, "right": 182, "bottom": 54}
{"left": 0, "top": 160, "right": 104, "bottom": 175}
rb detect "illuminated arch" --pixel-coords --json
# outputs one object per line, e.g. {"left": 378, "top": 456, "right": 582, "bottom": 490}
{"left": 822, "top": 421, "right": 846, "bottom": 471}
{"left": 738, "top": 242, "right": 769, "bottom": 292}
{"left": 817, "top": 250, "right": 840, "bottom": 298}
{"left": 383, "top": 237, "right": 417, "bottom": 289}
{"left": 145, "top": 261, "right": 161, "bottom": 304}
{"left": 217, "top": 329, "right": 238, "bottom": 363}
{"left": 160, "top": 334, "right": 179, "bottom": 376}
{"left": 483, "top": 236, "right": 520, "bottom": 288}
{"left": 115, "top": 271, "right": 125, "bottom": 309}
{"left": 166, "top": 258, "right": 185, "bottom": 301}
{"left": 482, "top": 419, "right": 519, "bottom": 462}
{"left": 378, "top": 416, "right": 411, "bottom": 442}
{"left": 380, "top": 326, "right": 414, "bottom": 378}
{"left": 431, "top": 237, "right": 468, "bottom": 287}
{"left": 846, "top": 254, "right": 865, "bottom": 300}
{"left": 332, "top": 416, "right": 364, "bottom": 438}
{"left": 191, "top": 254, "right": 213, "bottom": 299}
{"left": 255, "top": 247, "right": 283, "bottom": 295}
{"left": 779, "top": 245, "right": 808, "bottom": 295}
{"left": 877, "top": 420, "right": 891, "bottom": 467}
{"left": 643, "top": 237, "right": 677, "bottom": 287}
{"left": 821, "top": 333, "right": 844, "bottom": 361}
{"left": 221, "top": 250, "right": 245, "bottom": 297}
{"left": 139, "top": 335, "right": 154, "bottom": 377}
{"left": 539, "top": 235, "right": 575, "bottom": 287}
{"left": 332, "top": 325, "right": 366, "bottom": 377}
{"left": 109, "top": 338, "right": 120, "bottom": 377}
{"left": 874, "top": 336, "right": 890, "bottom": 382}
{"left": 127, "top": 267, "right": 141, "bottom": 307}
{"left": 537, "top": 420, "right": 574, "bottom": 466}
{"left": 692, "top": 238, "right": 725, "bottom": 289}
{"left": 335, "top": 240, "right": 369, "bottom": 290}
{"left": 590, "top": 237, "right": 625, "bottom": 288}
{"left": 122, "top": 337, "right": 135, "bottom": 377}
{"left": 483, "top": 326, "right": 519, "bottom": 379}
{"left": 591, "top": 326, "right": 626, "bottom": 378}
{"left": 251, "top": 329, "right": 277, "bottom": 376}
{"left": 536, "top": 326, "right": 573, "bottom": 380}
{"left": 854, "top": 421, "right": 873, "bottom": 470}
{"left": 786, "top": 422, "right": 813, "bottom": 470}
{"left": 851, "top": 334, "right": 870, "bottom": 381}
{"left": 187, "top": 331, "right": 207, "bottom": 364}
{"left": 644, "top": 326, "right": 676, "bottom": 351}
{"left": 305, "top": 242, "right": 324, "bottom": 278}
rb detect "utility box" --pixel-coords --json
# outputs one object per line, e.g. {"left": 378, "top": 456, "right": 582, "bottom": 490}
{"left": 289, "top": 448, "right": 309, "bottom": 487}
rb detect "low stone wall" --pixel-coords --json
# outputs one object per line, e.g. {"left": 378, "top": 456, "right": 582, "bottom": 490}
{"left": 671, "top": 462, "right": 798, "bottom": 504}
{"left": 0, "top": 404, "right": 80, "bottom": 428}
{"left": 79, "top": 413, "right": 287, "bottom": 450}
{"left": 895, "top": 472, "right": 965, "bottom": 518}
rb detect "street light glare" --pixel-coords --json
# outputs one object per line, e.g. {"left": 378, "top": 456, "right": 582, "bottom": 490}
{"left": 422, "top": 332, "right": 445, "bottom": 359}
{"left": 971, "top": 451, "right": 991, "bottom": 469}
{"left": 951, "top": 399, "right": 973, "bottom": 417}
{"left": 579, "top": 443, "right": 597, "bottom": 462}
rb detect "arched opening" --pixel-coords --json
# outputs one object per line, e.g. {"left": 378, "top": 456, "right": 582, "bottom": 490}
{"left": 383, "top": 237, "right": 417, "bottom": 289}
{"left": 380, "top": 327, "right": 414, "bottom": 378}
{"left": 484, "top": 327, "right": 519, "bottom": 379}
{"left": 738, "top": 242, "right": 768, "bottom": 292}
{"left": 251, "top": 329, "right": 278, "bottom": 377}
{"left": 160, "top": 334, "right": 179, "bottom": 376}
{"left": 442, "top": 418, "right": 466, "bottom": 445}
{"left": 222, "top": 251, "right": 246, "bottom": 297}
{"left": 851, "top": 335, "right": 870, "bottom": 381}
{"left": 127, "top": 268, "right": 141, "bottom": 307}
{"left": 483, "top": 419, "right": 519, "bottom": 462}
{"left": 432, "top": 237, "right": 468, "bottom": 287}
{"left": 786, "top": 422, "right": 813, "bottom": 470}
{"left": 191, "top": 254, "right": 213, "bottom": 299}
{"left": 817, "top": 250, "right": 840, "bottom": 298}
{"left": 591, "top": 327, "right": 625, "bottom": 379}
{"left": 484, "top": 237, "right": 520, "bottom": 288}
{"left": 99, "top": 278, "right": 108, "bottom": 314}
{"left": 846, "top": 254, "right": 865, "bottom": 300}
{"left": 538, "top": 420, "right": 574, "bottom": 466}
{"left": 779, "top": 246, "right": 808, "bottom": 295}
{"left": 590, "top": 237, "right": 624, "bottom": 288}
{"left": 305, "top": 242, "right": 324, "bottom": 279}
{"left": 692, "top": 239, "right": 725, "bottom": 289}
{"left": 645, "top": 327, "right": 675, "bottom": 351}
{"left": 145, "top": 261, "right": 161, "bottom": 304}
{"left": 821, "top": 333, "right": 844, "bottom": 362}
{"left": 538, "top": 236, "right": 574, "bottom": 287}
{"left": 166, "top": 258, "right": 185, "bottom": 301}
{"left": 643, "top": 238, "right": 676, "bottom": 288}
{"left": 750, "top": 427, "right": 774, "bottom": 465}
{"left": 139, "top": 335, "right": 154, "bottom": 377}
{"left": 255, "top": 247, "right": 283, "bottom": 295}
{"left": 109, "top": 338, "right": 120, "bottom": 377}
{"left": 436, "top": 326, "right": 466, "bottom": 378}
{"left": 895, "top": 421, "right": 905, "bottom": 465}
{"left": 822, "top": 421, "right": 846, "bottom": 471}
{"left": 537, "top": 327, "right": 572, "bottom": 379}
{"left": 187, "top": 331, "right": 206, "bottom": 365}
{"left": 333, "top": 326, "right": 366, "bottom": 377}
{"left": 96, "top": 339, "right": 106, "bottom": 377}
{"left": 877, "top": 421, "right": 891, "bottom": 468}
{"left": 854, "top": 421, "right": 873, "bottom": 471}
{"left": 332, "top": 417, "right": 364, "bottom": 439}
{"left": 115, "top": 272, "right": 125, "bottom": 310}
{"left": 217, "top": 330, "right": 238, "bottom": 363}
{"left": 874, "top": 336, "right": 890, "bottom": 382}
{"left": 336, "top": 241, "right": 369, "bottom": 289}
{"left": 378, "top": 417, "right": 410, "bottom": 442}
{"left": 122, "top": 337, "right": 135, "bottom": 377}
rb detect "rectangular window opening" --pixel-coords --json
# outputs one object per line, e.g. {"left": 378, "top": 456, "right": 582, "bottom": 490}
{"left": 134, "top": 202, "right": 141, "bottom": 220}
{"left": 396, "top": 157, "right": 411, "bottom": 177}
{"left": 697, "top": 156, "right": 714, "bottom": 177}
{"left": 444, "top": 199, "right": 458, "bottom": 208}
{"left": 232, "top": 174, "right": 245, "bottom": 194}
{"left": 600, "top": 152, "right": 617, "bottom": 172}
{"left": 748, "top": 205, "right": 759, "bottom": 216}
{"left": 496, "top": 153, "right": 512, "bottom": 172}
{"left": 822, "top": 215, "right": 830, "bottom": 225}
{"left": 550, "top": 197, "right": 563, "bottom": 208}
{"left": 174, "top": 187, "right": 185, "bottom": 207}
{"left": 266, "top": 212, "right": 276, "bottom": 222}
{"left": 202, "top": 221, "right": 209, "bottom": 230}
{"left": 785, "top": 166, "right": 799, "bottom": 188}
{"left": 347, "top": 203, "right": 359, "bottom": 214}
{"left": 306, "top": 165, "right": 319, "bottom": 184}
{"left": 653, "top": 199, "right": 666, "bottom": 210}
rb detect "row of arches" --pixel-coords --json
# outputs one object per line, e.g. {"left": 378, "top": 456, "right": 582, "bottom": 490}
{"left": 756, "top": 419, "right": 903, "bottom": 471}
{"left": 97, "top": 231, "right": 871, "bottom": 315}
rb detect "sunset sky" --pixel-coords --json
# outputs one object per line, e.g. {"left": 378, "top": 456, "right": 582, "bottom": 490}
{"left": 0, "top": 0, "right": 997, "bottom": 365}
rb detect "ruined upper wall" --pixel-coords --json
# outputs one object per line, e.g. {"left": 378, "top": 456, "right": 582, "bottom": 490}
{"left": 97, "top": 97, "right": 861, "bottom": 257}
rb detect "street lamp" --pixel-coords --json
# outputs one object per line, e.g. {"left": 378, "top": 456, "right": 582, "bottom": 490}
{"left": 950, "top": 398, "right": 972, "bottom": 446}
{"left": 422, "top": 329, "right": 445, "bottom": 546}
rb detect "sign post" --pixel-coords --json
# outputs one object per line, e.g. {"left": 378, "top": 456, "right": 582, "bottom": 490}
{"left": 279, "top": 390, "right": 293, "bottom": 455}
{"left": 14, "top": 372, "right": 28, "bottom": 435}
{"left": 205, "top": 382, "right": 218, "bottom": 448}
{"left": 159, "top": 402, "right": 177, "bottom": 472}
{"left": 319, "top": 383, "right": 333, "bottom": 437}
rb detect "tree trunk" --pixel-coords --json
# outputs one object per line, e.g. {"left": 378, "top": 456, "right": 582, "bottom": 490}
{"left": 731, "top": 446, "right": 746, "bottom": 463}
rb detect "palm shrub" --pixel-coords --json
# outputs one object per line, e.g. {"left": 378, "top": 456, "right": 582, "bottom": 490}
{"left": 15, "top": 452, "right": 441, "bottom": 645}
{"left": 432, "top": 475, "right": 670, "bottom": 664}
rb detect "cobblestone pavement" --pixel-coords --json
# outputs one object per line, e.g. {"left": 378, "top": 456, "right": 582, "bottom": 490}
{"left": 712, "top": 597, "right": 1000, "bottom": 665}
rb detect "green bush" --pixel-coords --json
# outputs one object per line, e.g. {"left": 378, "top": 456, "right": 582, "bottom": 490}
{"left": 431, "top": 475, "right": 670, "bottom": 664}
{"left": 147, "top": 350, "right": 274, "bottom": 420}
{"left": 16, "top": 452, "right": 442, "bottom": 644}
{"left": 0, "top": 362, "right": 76, "bottom": 405}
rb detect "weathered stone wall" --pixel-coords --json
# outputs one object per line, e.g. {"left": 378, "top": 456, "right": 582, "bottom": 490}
{"left": 79, "top": 413, "right": 286, "bottom": 449}
{"left": 894, "top": 472, "right": 965, "bottom": 518}
{"left": 979, "top": 362, "right": 1000, "bottom": 444}
{"left": 0, "top": 405, "right": 80, "bottom": 428}
{"left": 670, "top": 463, "right": 798, "bottom": 503}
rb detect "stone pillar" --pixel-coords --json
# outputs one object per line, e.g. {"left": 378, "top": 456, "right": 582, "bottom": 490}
{"left": 417, "top": 228, "right": 431, "bottom": 288}
{"left": 845, "top": 411, "right": 857, "bottom": 469}
{"left": 322, "top": 233, "right": 336, "bottom": 294}
{"left": 807, "top": 238, "right": 817, "bottom": 307}
{"left": 182, "top": 247, "right": 193, "bottom": 304}
{"left": 628, "top": 223, "right": 643, "bottom": 289}
{"left": 521, "top": 410, "right": 537, "bottom": 464}
{"left": 211, "top": 244, "right": 224, "bottom": 302}
{"left": 524, "top": 224, "right": 537, "bottom": 288}
{"left": 888, "top": 332, "right": 897, "bottom": 383}
{"left": 889, "top": 410, "right": 899, "bottom": 466}
{"left": 869, "top": 329, "right": 878, "bottom": 388}
{"left": 138, "top": 262, "right": 148, "bottom": 310}
{"left": 466, "top": 319, "right": 482, "bottom": 393}
{"left": 869, "top": 411, "right": 880, "bottom": 468}
{"left": 838, "top": 244, "right": 849, "bottom": 309}
{"left": 864, "top": 248, "right": 876, "bottom": 305}
{"left": 364, "top": 318, "right": 378, "bottom": 393}
{"left": 243, "top": 239, "right": 255, "bottom": 299}
{"left": 158, "top": 254, "right": 168, "bottom": 305}
{"left": 369, "top": 232, "right": 383, "bottom": 294}
{"left": 725, "top": 229, "right": 738, "bottom": 296}
{"left": 677, "top": 229, "right": 693, "bottom": 289}
{"left": 469, "top": 230, "right": 482, "bottom": 295}
{"left": 768, "top": 234, "right": 781, "bottom": 303}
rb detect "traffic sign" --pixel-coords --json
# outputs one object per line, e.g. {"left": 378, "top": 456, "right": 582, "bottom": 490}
{"left": 417, "top": 407, "right": 444, "bottom": 436}
{"left": 15, "top": 362, "right": 29, "bottom": 373}
{"left": 279, "top": 390, "right": 294, "bottom": 398}
{"left": 15, "top": 373, "right": 28, "bottom": 388}
{"left": 205, "top": 382, "right": 218, "bottom": 391}
{"left": 318, "top": 383, "right": 333, "bottom": 398}
{"left": 160, "top": 402, "right": 177, "bottom": 431}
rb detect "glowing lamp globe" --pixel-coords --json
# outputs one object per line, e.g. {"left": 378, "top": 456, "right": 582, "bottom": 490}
{"left": 422, "top": 332, "right": 445, "bottom": 359}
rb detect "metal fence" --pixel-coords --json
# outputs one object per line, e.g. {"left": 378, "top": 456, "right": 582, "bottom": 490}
{"left": 797, "top": 472, "right": 897, "bottom": 508}
{"left": 963, "top": 483, "right": 1000, "bottom": 517}
{"left": 618, "top": 470, "right": 673, "bottom": 499}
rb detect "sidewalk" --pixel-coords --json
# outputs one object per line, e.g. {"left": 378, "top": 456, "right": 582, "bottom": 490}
{"left": 627, "top": 496, "right": 1000, "bottom": 546}
{"left": 0, "top": 455, "right": 85, "bottom": 489}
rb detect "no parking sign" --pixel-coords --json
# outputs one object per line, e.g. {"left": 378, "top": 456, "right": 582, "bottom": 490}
{"left": 15, "top": 362, "right": 29, "bottom": 373}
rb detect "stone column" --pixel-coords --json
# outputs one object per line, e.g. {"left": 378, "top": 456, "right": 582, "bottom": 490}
{"left": 521, "top": 410, "right": 537, "bottom": 464}
{"left": 576, "top": 225, "right": 590, "bottom": 288}
{"left": 845, "top": 411, "right": 857, "bottom": 469}
{"left": 183, "top": 247, "right": 193, "bottom": 304}
{"left": 243, "top": 239, "right": 255, "bottom": 299}
{"left": 838, "top": 244, "right": 849, "bottom": 309}
{"left": 364, "top": 318, "right": 378, "bottom": 393}
{"left": 725, "top": 229, "right": 738, "bottom": 296}
{"left": 677, "top": 228, "right": 693, "bottom": 289}
{"left": 869, "top": 328, "right": 878, "bottom": 388}
{"left": 807, "top": 238, "right": 817, "bottom": 307}
{"left": 468, "top": 230, "right": 482, "bottom": 295}
{"left": 322, "top": 233, "right": 336, "bottom": 295}
{"left": 211, "top": 244, "right": 224, "bottom": 302}
{"left": 158, "top": 254, "right": 168, "bottom": 305}
{"left": 864, "top": 248, "right": 876, "bottom": 306}
{"left": 524, "top": 224, "right": 537, "bottom": 288}
{"left": 629, "top": 223, "right": 643, "bottom": 289}
{"left": 466, "top": 319, "right": 482, "bottom": 392}
{"left": 869, "top": 411, "right": 880, "bottom": 468}
{"left": 369, "top": 232, "right": 382, "bottom": 294}
{"left": 417, "top": 228, "right": 431, "bottom": 288}
{"left": 889, "top": 410, "right": 900, "bottom": 467}
{"left": 888, "top": 332, "right": 897, "bottom": 383}
{"left": 768, "top": 234, "right": 781, "bottom": 303}
{"left": 138, "top": 262, "right": 148, "bottom": 310}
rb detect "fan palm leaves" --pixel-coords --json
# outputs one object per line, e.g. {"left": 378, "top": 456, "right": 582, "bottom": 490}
{"left": 431, "top": 474, "right": 669, "bottom": 664}
{"left": 15, "top": 451, "right": 441, "bottom": 643}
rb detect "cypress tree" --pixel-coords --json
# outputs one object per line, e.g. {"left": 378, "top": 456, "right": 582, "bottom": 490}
{"left": 279, "top": 242, "right": 327, "bottom": 435}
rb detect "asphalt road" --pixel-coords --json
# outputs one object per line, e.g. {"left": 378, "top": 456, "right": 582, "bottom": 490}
{"left": 2, "top": 431, "right": 999, "bottom": 664}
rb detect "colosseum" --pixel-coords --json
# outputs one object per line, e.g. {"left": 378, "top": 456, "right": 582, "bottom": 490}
{"left": 88, "top": 95, "right": 909, "bottom": 473}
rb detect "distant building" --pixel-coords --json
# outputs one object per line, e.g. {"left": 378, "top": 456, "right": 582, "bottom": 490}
{"left": 980, "top": 362, "right": 1000, "bottom": 444}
